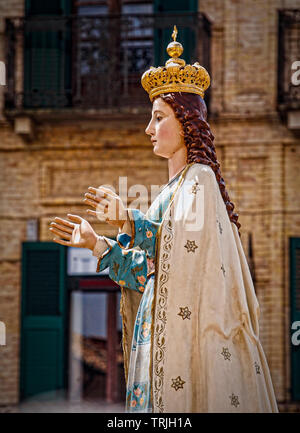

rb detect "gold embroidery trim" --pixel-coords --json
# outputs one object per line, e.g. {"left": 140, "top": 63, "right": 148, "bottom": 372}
{"left": 149, "top": 163, "right": 194, "bottom": 412}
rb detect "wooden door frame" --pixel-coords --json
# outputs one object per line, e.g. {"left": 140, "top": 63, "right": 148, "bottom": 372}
{"left": 67, "top": 276, "right": 121, "bottom": 403}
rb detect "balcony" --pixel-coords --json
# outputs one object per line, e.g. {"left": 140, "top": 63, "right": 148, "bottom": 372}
{"left": 4, "top": 13, "right": 211, "bottom": 119}
{"left": 278, "top": 10, "right": 300, "bottom": 130}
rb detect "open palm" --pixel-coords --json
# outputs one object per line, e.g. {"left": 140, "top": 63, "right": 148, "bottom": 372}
{"left": 49, "top": 214, "right": 97, "bottom": 250}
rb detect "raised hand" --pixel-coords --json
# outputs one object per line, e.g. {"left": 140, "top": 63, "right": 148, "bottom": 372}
{"left": 49, "top": 214, "right": 97, "bottom": 251}
{"left": 83, "top": 186, "right": 127, "bottom": 229}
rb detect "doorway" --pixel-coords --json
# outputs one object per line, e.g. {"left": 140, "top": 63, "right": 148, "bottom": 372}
{"left": 68, "top": 277, "right": 126, "bottom": 403}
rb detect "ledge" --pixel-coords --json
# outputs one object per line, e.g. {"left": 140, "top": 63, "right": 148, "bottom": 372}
{"left": 4, "top": 106, "right": 151, "bottom": 124}
{"left": 209, "top": 111, "right": 282, "bottom": 123}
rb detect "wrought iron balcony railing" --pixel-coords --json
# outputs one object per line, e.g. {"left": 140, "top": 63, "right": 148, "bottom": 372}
{"left": 278, "top": 10, "right": 300, "bottom": 111}
{"left": 4, "top": 13, "right": 211, "bottom": 112}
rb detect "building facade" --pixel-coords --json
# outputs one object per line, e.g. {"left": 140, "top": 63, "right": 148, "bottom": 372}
{"left": 0, "top": 0, "right": 299, "bottom": 411}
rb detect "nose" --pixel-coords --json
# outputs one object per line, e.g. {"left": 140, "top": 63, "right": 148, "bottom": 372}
{"left": 145, "top": 118, "right": 154, "bottom": 136}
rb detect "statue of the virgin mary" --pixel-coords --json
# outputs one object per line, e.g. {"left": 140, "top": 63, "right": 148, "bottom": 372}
{"left": 50, "top": 27, "right": 278, "bottom": 413}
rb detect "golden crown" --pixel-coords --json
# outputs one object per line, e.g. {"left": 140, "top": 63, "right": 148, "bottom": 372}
{"left": 141, "top": 26, "right": 210, "bottom": 101}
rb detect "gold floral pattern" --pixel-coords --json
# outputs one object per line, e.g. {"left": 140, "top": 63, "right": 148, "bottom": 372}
{"left": 133, "top": 387, "right": 142, "bottom": 397}
{"left": 221, "top": 347, "right": 231, "bottom": 361}
{"left": 131, "top": 264, "right": 144, "bottom": 276}
{"left": 229, "top": 393, "right": 240, "bottom": 407}
{"left": 171, "top": 376, "right": 186, "bottom": 391}
{"left": 137, "top": 275, "right": 146, "bottom": 285}
{"left": 146, "top": 230, "right": 153, "bottom": 238}
{"left": 184, "top": 240, "right": 198, "bottom": 253}
{"left": 178, "top": 306, "right": 191, "bottom": 320}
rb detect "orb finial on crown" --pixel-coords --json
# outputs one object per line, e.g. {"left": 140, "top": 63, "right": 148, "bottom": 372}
{"left": 166, "top": 25, "right": 185, "bottom": 65}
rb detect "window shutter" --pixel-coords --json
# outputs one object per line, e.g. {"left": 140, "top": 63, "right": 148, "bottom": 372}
{"left": 154, "top": 0, "right": 198, "bottom": 13}
{"left": 20, "top": 242, "right": 67, "bottom": 399}
{"left": 25, "top": 0, "right": 65, "bottom": 16}
{"left": 24, "top": 0, "right": 72, "bottom": 108}
{"left": 25, "top": 249, "right": 61, "bottom": 316}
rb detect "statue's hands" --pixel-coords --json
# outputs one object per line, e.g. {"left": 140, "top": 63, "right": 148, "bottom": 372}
{"left": 49, "top": 214, "right": 97, "bottom": 251}
{"left": 83, "top": 186, "right": 127, "bottom": 229}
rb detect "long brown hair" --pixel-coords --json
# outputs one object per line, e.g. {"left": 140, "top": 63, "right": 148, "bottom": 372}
{"left": 159, "top": 92, "right": 241, "bottom": 231}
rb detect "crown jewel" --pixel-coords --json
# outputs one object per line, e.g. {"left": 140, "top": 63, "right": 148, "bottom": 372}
{"left": 141, "top": 26, "right": 210, "bottom": 101}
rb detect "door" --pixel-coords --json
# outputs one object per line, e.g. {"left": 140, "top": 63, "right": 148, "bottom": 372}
{"left": 20, "top": 242, "right": 67, "bottom": 399}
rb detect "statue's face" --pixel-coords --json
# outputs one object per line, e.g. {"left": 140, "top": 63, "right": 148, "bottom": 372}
{"left": 145, "top": 97, "right": 185, "bottom": 158}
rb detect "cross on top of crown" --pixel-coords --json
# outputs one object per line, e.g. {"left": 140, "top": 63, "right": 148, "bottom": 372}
{"left": 172, "top": 25, "right": 178, "bottom": 42}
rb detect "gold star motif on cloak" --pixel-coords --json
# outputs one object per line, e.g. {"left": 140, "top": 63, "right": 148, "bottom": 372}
{"left": 178, "top": 306, "right": 191, "bottom": 320}
{"left": 254, "top": 362, "right": 261, "bottom": 374}
{"left": 190, "top": 181, "right": 200, "bottom": 195}
{"left": 216, "top": 219, "right": 223, "bottom": 235}
{"left": 184, "top": 240, "right": 198, "bottom": 253}
{"left": 229, "top": 393, "right": 240, "bottom": 408}
{"left": 221, "top": 347, "right": 231, "bottom": 361}
{"left": 171, "top": 376, "right": 185, "bottom": 391}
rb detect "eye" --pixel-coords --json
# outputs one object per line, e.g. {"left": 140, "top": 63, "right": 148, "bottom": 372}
{"left": 156, "top": 115, "right": 162, "bottom": 122}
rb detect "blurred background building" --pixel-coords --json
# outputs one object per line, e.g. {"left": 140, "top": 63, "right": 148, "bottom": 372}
{"left": 0, "top": 0, "right": 299, "bottom": 412}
